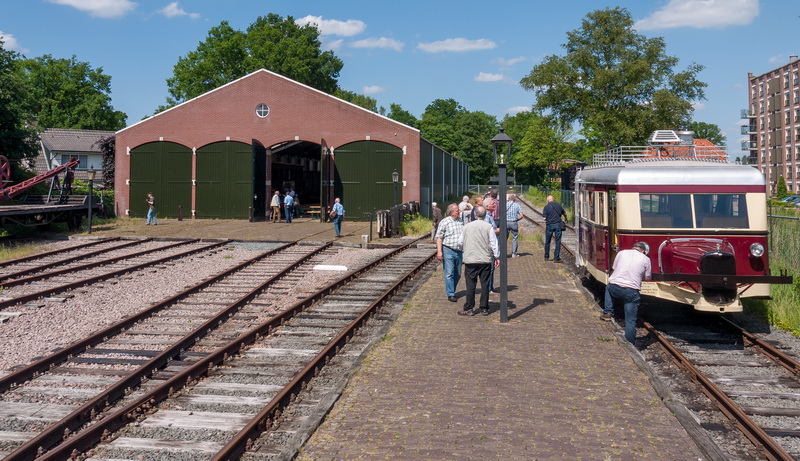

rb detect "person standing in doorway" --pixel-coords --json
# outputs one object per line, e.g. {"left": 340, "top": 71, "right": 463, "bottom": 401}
{"left": 145, "top": 192, "right": 157, "bottom": 226}
{"left": 283, "top": 191, "right": 294, "bottom": 223}
{"left": 435, "top": 204, "right": 464, "bottom": 302}
{"left": 602, "top": 242, "right": 652, "bottom": 344}
{"left": 543, "top": 195, "right": 567, "bottom": 261}
{"left": 331, "top": 198, "right": 345, "bottom": 237}
{"left": 270, "top": 190, "right": 281, "bottom": 223}
{"left": 457, "top": 205, "right": 500, "bottom": 316}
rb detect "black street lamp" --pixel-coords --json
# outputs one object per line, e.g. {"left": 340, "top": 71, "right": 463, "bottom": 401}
{"left": 86, "top": 168, "right": 96, "bottom": 234}
{"left": 491, "top": 127, "right": 513, "bottom": 323}
{"left": 392, "top": 169, "right": 399, "bottom": 206}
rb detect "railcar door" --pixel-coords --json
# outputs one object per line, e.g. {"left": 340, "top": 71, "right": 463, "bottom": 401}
{"left": 607, "top": 190, "right": 618, "bottom": 267}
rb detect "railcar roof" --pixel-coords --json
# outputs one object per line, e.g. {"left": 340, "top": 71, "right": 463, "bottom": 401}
{"left": 576, "top": 160, "right": 765, "bottom": 186}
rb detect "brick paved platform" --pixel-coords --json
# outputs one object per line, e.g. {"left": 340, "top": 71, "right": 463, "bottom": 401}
{"left": 297, "top": 239, "right": 706, "bottom": 460}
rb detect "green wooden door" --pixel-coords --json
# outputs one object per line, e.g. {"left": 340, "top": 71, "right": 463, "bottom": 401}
{"left": 196, "top": 141, "right": 253, "bottom": 219}
{"left": 333, "top": 141, "right": 402, "bottom": 219}
{"left": 129, "top": 142, "right": 192, "bottom": 218}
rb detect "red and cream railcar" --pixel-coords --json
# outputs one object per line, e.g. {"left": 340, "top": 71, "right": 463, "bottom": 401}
{"left": 574, "top": 131, "right": 791, "bottom": 313}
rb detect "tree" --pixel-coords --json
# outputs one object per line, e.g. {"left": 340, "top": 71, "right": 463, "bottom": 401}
{"left": 165, "top": 14, "right": 343, "bottom": 109}
{"left": 19, "top": 55, "right": 126, "bottom": 131}
{"left": 0, "top": 40, "right": 39, "bottom": 182}
{"left": 333, "top": 89, "right": 377, "bottom": 112}
{"left": 520, "top": 7, "right": 706, "bottom": 148}
{"left": 418, "top": 98, "right": 467, "bottom": 154}
{"left": 512, "top": 114, "right": 569, "bottom": 187}
{"left": 97, "top": 135, "right": 115, "bottom": 190}
{"left": 386, "top": 103, "right": 418, "bottom": 128}
{"left": 776, "top": 176, "right": 788, "bottom": 199}
{"left": 690, "top": 121, "right": 726, "bottom": 146}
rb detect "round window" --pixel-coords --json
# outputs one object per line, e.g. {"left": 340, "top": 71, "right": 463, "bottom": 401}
{"left": 256, "top": 103, "right": 270, "bottom": 118}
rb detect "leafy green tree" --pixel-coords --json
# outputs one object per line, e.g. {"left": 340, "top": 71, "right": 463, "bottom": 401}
{"left": 514, "top": 116, "right": 568, "bottom": 187}
{"left": 520, "top": 7, "right": 706, "bottom": 148}
{"left": 19, "top": 54, "right": 126, "bottom": 130}
{"left": 165, "top": 14, "right": 343, "bottom": 109}
{"left": 386, "top": 103, "right": 418, "bottom": 128}
{"left": 776, "top": 176, "right": 789, "bottom": 199}
{"left": 333, "top": 89, "right": 377, "bottom": 112}
{"left": 690, "top": 121, "right": 726, "bottom": 146}
{"left": 98, "top": 135, "right": 115, "bottom": 190}
{"left": 418, "top": 98, "right": 466, "bottom": 154}
{"left": 0, "top": 41, "right": 39, "bottom": 182}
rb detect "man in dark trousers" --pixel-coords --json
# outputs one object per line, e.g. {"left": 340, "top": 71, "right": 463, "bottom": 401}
{"left": 542, "top": 195, "right": 567, "bottom": 262}
{"left": 457, "top": 205, "right": 499, "bottom": 316}
{"left": 602, "top": 241, "right": 652, "bottom": 344}
{"left": 431, "top": 202, "right": 442, "bottom": 242}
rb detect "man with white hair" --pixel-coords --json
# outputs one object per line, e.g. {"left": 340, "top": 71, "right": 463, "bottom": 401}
{"left": 458, "top": 195, "right": 472, "bottom": 223}
{"left": 431, "top": 202, "right": 442, "bottom": 242}
{"left": 505, "top": 194, "right": 523, "bottom": 257}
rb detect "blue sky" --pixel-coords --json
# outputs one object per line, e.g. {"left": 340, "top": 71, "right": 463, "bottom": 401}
{"left": 2, "top": 0, "right": 798, "bottom": 158}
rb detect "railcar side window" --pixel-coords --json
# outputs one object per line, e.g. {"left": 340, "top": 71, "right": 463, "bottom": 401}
{"left": 589, "top": 192, "right": 595, "bottom": 222}
{"left": 694, "top": 194, "right": 749, "bottom": 228}
{"left": 639, "top": 194, "right": 692, "bottom": 228}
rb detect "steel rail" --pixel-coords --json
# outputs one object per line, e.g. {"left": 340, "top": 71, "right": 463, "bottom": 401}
{"left": 720, "top": 316, "right": 800, "bottom": 377}
{"left": 0, "top": 237, "right": 118, "bottom": 268}
{"left": 0, "top": 239, "right": 226, "bottom": 310}
{"left": 213, "top": 245, "right": 436, "bottom": 460}
{"left": 0, "top": 238, "right": 185, "bottom": 288}
{"left": 36, "top": 237, "right": 426, "bottom": 461}
{"left": 4, "top": 241, "right": 331, "bottom": 461}
{"left": 0, "top": 238, "right": 147, "bottom": 284}
{"left": 642, "top": 321, "right": 794, "bottom": 461}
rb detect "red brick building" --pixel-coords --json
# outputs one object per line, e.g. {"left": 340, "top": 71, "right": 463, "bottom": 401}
{"left": 115, "top": 69, "right": 468, "bottom": 219}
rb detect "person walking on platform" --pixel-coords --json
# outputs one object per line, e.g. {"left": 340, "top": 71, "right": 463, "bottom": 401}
{"left": 270, "top": 190, "right": 281, "bottom": 223}
{"left": 283, "top": 191, "right": 294, "bottom": 223}
{"left": 505, "top": 194, "right": 523, "bottom": 258}
{"left": 602, "top": 241, "right": 652, "bottom": 344}
{"left": 331, "top": 197, "right": 345, "bottom": 237}
{"left": 436, "top": 204, "right": 464, "bottom": 303}
{"left": 145, "top": 192, "right": 157, "bottom": 225}
{"left": 431, "top": 202, "right": 442, "bottom": 242}
{"left": 457, "top": 206, "right": 499, "bottom": 316}
{"left": 543, "top": 195, "right": 567, "bottom": 261}
{"left": 458, "top": 195, "right": 472, "bottom": 223}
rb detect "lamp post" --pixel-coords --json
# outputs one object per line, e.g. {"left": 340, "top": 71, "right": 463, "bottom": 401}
{"left": 491, "top": 127, "right": 513, "bottom": 323}
{"left": 86, "top": 168, "right": 96, "bottom": 234}
{"left": 392, "top": 169, "right": 399, "bottom": 206}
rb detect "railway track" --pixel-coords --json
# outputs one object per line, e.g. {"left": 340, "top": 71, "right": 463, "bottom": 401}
{"left": 0, "top": 239, "right": 230, "bottom": 310}
{"left": 515, "top": 196, "right": 576, "bottom": 258}
{"left": 0, "top": 238, "right": 434, "bottom": 460}
{"left": 636, "top": 307, "right": 800, "bottom": 460}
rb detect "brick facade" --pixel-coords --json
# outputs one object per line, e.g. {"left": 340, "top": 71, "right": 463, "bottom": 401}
{"left": 115, "top": 69, "right": 422, "bottom": 216}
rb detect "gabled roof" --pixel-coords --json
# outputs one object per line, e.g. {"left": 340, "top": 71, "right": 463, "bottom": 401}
{"left": 40, "top": 128, "right": 114, "bottom": 153}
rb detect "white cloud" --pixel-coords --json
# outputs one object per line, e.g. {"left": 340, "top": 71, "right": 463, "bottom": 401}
{"left": 507, "top": 106, "right": 531, "bottom": 114}
{"left": 362, "top": 85, "right": 385, "bottom": 95}
{"left": 158, "top": 2, "right": 200, "bottom": 19}
{"left": 494, "top": 56, "right": 526, "bottom": 67}
{"left": 351, "top": 37, "right": 404, "bottom": 52}
{"left": 693, "top": 101, "right": 706, "bottom": 111}
{"left": 0, "top": 31, "right": 26, "bottom": 52}
{"left": 768, "top": 55, "right": 784, "bottom": 64}
{"left": 295, "top": 15, "right": 366, "bottom": 37}
{"left": 475, "top": 72, "right": 505, "bottom": 82}
{"left": 325, "top": 39, "right": 344, "bottom": 52}
{"left": 47, "top": 0, "right": 137, "bottom": 18}
{"left": 635, "top": 0, "right": 758, "bottom": 30}
{"left": 417, "top": 38, "right": 496, "bottom": 53}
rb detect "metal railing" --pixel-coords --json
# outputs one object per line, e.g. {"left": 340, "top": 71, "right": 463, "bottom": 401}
{"left": 376, "top": 201, "right": 420, "bottom": 238}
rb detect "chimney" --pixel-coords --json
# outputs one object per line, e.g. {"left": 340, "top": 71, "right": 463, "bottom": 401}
{"left": 791, "top": 54, "right": 799, "bottom": 62}
{"left": 677, "top": 130, "right": 695, "bottom": 145}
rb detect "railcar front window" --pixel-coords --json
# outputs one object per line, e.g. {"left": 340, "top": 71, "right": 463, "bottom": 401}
{"left": 639, "top": 194, "right": 692, "bottom": 228}
{"left": 694, "top": 194, "right": 749, "bottom": 228}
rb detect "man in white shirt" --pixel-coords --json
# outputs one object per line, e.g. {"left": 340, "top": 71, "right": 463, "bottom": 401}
{"left": 457, "top": 206, "right": 500, "bottom": 316}
{"left": 602, "top": 242, "right": 652, "bottom": 343}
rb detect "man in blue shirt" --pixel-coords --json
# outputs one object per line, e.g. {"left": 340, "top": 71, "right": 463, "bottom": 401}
{"left": 331, "top": 197, "right": 345, "bottom": 237}
{"left": 283, "top": 191, "right": 294, "bottom": 223}
{"left": 505, "top": 194, "right": 523, "bottom": 258}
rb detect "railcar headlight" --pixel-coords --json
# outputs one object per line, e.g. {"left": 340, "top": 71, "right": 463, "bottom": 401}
{"left": 750, "top": 242, "right": 765, "bottom": 258}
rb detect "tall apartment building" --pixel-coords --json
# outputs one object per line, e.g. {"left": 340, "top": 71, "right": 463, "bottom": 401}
{"left": 743, "top": 55, "right": 800, "bottom": 194}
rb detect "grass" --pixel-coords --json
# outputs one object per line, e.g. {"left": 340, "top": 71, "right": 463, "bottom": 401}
{"left": 742, "top": 209, "right": 800, "bottom": 334}
{"left": 0, "top": 241, "right": 51, "bottom": 264}
{"left": 399, "top": 213, "right": 432, "bottom": 237}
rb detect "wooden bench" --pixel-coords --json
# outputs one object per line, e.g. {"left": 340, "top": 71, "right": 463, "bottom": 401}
{"left": 307, "top": 205, "right": 321, "bottom": 219}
